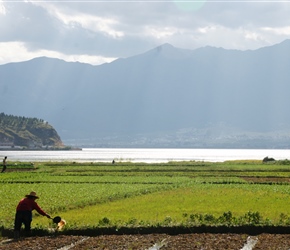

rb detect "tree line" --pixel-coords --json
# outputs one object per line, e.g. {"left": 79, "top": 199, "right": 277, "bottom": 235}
{"left": 0, "top": 112, "right": 48, "bottom": 130}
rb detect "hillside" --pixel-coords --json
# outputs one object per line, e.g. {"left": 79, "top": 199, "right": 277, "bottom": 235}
{"left": 0, "top": 113, "right": 63, "bottom": 149}
{"left": 1, "top": 40, "right": 290, "bottom": 148}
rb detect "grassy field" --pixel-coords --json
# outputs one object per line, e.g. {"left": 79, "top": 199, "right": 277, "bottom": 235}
{"left": 1, "top": 160, "right": 290, "bottom": 232}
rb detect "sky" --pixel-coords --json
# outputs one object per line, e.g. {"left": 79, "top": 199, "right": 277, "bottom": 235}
{"left": 0, "top": 0, "right": 290, "bottom": 65}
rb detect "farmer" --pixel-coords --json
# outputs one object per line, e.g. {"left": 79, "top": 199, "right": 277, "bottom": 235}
{"left": 14, "top": 191, "right": 51, "bottom": 239}
{"left": 1, "top": 156, "right": 7, "bottom": 173}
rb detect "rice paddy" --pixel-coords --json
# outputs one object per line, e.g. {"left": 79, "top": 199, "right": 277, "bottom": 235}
{"left": 1, "top": 160, "right": 290, "bottom": 232}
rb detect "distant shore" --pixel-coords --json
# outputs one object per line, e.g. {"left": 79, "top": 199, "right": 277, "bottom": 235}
{"left": 0, "top": 147, "right": 82, "bottom": 151}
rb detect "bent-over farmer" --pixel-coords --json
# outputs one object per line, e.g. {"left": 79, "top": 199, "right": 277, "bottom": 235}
{"left": 14, "top": 191, "right": 51, "bottom": 239}
{"left": 1, "top": 156, "right": 7, "bottom": 173}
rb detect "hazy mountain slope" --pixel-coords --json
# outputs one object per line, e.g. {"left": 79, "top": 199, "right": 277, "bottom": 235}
{"left": 1, "top": 40, "right": 290, "bottom": 147}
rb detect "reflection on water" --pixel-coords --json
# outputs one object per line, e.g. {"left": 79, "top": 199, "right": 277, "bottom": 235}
{"left": 1, "top": 148, "right": 289, "bottom": 163}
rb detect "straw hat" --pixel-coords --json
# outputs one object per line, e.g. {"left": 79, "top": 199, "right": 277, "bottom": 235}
{"left": 25, "top": 191, "right": 39, "bottom": 199}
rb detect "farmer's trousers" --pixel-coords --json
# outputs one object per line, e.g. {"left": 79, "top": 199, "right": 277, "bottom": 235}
{"left": 14, "top": 210, "right": 32, "bottom": 236}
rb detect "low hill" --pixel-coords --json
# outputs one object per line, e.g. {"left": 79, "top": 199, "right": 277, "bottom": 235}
{"left": 0, "top": 113, "right": 63, "bottom": 149}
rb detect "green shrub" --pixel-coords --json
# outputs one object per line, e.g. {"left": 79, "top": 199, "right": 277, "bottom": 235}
{"left": 239, "top": 211, "right": 263, "bottom": 225}
{"left": 99, "top": 217, "right": 110, "bottom": 226}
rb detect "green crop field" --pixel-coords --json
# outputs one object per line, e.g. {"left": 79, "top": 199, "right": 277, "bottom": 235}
{"left": 1, "top": 160, "right": 290, "bottom": 233}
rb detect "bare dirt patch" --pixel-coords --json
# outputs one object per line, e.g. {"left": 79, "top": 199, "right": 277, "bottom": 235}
{"left": 1, "top": 233, "right": 290, "bottom": 249}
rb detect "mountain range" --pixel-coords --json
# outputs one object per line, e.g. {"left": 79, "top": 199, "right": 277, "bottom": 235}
{"left": 1, "top": 40, "right": 290, "bottom": 148}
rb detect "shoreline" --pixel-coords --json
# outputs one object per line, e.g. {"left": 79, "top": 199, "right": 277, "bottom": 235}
{"left": 0, "top": 147, "right": 82, "bottom": 151}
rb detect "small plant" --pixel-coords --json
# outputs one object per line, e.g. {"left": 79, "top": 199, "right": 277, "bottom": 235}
{"left": 99, "top": 217, "right": 110, "bottom": 226}
{"left": 203, "top": 213, "right": 216, "bottom": 224}
{"left": 163, "top": 216, "right": 173, "bottom": 225}
{"left": 278, "top": 213, "right": 290, "bottom": 225}
{"left": 239, "top": 211, "right": 263, "bottom": 225}
{"left": 189, "top": 213, "right": 202, "bottom": 225}
{"left": 218, "top": 211, "right": 234, "bottom": 225}
{"left": 126, "top": 217, "right": 138, "bottom": 226}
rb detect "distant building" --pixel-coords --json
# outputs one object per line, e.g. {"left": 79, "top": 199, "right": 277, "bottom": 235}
{"left": 0, "top": 142, "right": 14, "bottom": 149}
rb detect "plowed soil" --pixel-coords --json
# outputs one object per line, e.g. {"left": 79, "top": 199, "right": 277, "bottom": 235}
{"left": 1, "top": 233, "right": 290, "bottom": 249}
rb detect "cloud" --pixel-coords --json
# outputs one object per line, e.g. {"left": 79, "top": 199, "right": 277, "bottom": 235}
{"left": 0, "top": 0, "right": 290, "bottom": 65}
{"left": 262, "top": 26, "right": 290, "bottom": 36}
{"left": 0, "top": 41, "right": 116, "bottom": 65}
{"left": 39, "top": 2, "right": 125, "bottom": 38}
{"left": 0, "top": 1, "right": 6, "bottom": 15}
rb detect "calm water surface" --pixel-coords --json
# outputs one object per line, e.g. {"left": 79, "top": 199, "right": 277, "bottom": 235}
{"left": 1, "top": 148, "right": 290, "bottom": 163}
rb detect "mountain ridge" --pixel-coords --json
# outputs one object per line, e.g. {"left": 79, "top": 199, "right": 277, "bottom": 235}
{"left": 1, "top": 40, "right": 290, "bottom": 148}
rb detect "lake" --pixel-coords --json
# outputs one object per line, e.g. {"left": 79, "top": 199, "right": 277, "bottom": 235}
{"left": 1, "top": 148, "right": 289, "bottom": 163}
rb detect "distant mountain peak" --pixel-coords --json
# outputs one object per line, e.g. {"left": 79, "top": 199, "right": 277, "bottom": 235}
{"left": 156, "top": 43, "right": 175, "bottom": 50}
{"left": 147, "top": 43, "right": 194, "bottom": 60}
